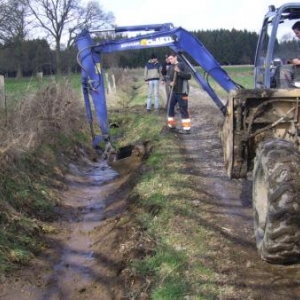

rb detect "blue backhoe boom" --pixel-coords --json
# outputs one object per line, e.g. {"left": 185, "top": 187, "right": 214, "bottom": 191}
{"left": 75, "top": 24, "right": 242, "bottom": 150}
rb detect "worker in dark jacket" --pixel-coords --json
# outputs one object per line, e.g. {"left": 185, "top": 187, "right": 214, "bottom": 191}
{"left": 167, "top": 52, "right": 192, "bottom": 134}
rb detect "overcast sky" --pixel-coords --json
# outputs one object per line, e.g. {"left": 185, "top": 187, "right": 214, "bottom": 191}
{"left": 98, "top": 0, "right": 289, "bottom": 33}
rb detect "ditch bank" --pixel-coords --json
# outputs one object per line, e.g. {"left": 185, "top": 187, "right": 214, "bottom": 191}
{"left": 0, "top": 143, "right": 152, "bottom": 300}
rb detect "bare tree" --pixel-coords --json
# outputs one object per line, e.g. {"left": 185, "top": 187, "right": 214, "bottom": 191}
{"left": 67, "top": 1, "right": 115, "bottom": 48}
{"left": 0, "top": 0, "right": 30, "bottom": 78}
{"left": 25, "top": 0, "right": 115, "bottom": 75}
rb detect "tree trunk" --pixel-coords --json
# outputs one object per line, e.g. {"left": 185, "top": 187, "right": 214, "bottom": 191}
{"left": 56, "top": 40, "right": 61, "bottom": 75}
{"left": 16, "top": 63, "right": 22, "bottom": 79}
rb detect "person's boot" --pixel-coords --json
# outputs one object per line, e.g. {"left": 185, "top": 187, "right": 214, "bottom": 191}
{"left": 168, "top": 127, "right": 177, "bottom": 132}
{"left": 177, "top": 129, "right": 191, "bottom": 134}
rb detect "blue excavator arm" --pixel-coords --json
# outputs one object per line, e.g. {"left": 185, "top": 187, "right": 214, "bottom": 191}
{"left": 75, "top": 24, "right": 242, "bottom": 153}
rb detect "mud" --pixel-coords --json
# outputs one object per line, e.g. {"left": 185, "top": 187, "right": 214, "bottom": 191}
{"left": 179, "top": 87, "right": 300, "bottom": 299}
{"left": 1, "top": 86, "right": 300, "bottom": 299}
{"left": 0, "top": 150, "right": 144, "bottom": 300}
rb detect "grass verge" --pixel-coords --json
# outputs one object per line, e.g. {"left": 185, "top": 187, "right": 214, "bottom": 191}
{"left": 109, "top": 110, "right": 220, "bottom": 299}
{"left": 107, "top": 67, "right": 255, "bottom": 298}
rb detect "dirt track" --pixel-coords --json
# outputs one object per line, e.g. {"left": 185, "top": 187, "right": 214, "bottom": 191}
{"left": 1, "top": 86, "right": 300, "bottom": 299}
{"left": 179, "top": 87, "right": 300, "bottom": 299}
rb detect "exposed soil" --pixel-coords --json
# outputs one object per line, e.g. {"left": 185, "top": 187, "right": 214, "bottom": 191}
{"left": 181, "top": 88, "right": 300, "bottom": 299}
{"left": 0, "top": 148, "right": 149, "bottom": 300}
{"left": 1, "top": 86, "right": 300, "bottom": 300}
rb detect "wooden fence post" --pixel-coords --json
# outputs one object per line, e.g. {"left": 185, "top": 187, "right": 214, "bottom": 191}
{"left": 105, "top": 73, "right": 111, "bottom": 94}
{"left": 111, "top": 74, "right": 116, "bottom": 92}
{"left": 37, "top": 72, "right": 43, "bottom": 82}
{"left": 0, "top": 75, "right": 5, "bottom": 109}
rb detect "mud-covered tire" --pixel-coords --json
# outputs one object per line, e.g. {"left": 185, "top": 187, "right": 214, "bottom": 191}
{"left": 253, "top": 138, "right": 300, "bottom": 264}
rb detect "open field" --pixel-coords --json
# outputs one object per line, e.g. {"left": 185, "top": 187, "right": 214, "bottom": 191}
{"left": 3, "top": 65, "right": 254, "bottom": 93}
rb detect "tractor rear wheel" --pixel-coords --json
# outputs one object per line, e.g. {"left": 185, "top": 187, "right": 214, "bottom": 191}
{"left": 253, "top": 138, "right": 300, "bottom": 264}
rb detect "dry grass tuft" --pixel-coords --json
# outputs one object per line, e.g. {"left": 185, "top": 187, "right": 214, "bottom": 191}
{"left": 0, "top": 79, "right": 84, "bottom": 157}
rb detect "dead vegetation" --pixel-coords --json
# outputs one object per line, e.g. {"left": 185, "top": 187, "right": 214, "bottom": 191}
{"left": 0, "top": 78, "right": 89, "bottom": 272}
{"left": 0, "top": 79, "right": 84, "bottom": 156}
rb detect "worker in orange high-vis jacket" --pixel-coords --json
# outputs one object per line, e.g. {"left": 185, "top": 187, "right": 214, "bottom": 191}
{"left": 167, "top": 52, "right": 192, "bottom": 134}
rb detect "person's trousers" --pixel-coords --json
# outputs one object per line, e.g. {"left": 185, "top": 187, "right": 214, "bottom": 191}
{"left": 167, "top": 93, "right": 191, "bottom": 130}
{"left": 146, "top": 80, "right": 160, "bottom": 109}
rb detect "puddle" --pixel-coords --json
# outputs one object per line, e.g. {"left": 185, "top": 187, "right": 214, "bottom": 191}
{"left": 33, "top": 141, "right": 151, "bottom": 300}
{"left": 35, "top": 158, "right": 124, "bottom": 299}
{"left": 0, "top": 140, "right": 149, "bottom": 300}
{"left": 53, "top": 164, "right": 117, "bottom": 284}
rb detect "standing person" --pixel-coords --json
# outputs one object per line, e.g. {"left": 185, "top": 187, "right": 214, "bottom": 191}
{"left": 167, "top": 52, "right": 192, "bottom": 134}
{"left": 276, "top": 21, "right": 300, "bottom": 87}
{"left": 161, "top": 54, "right": 172, "bottom": 105}
{"left": 144, "top": 53, "right": 161, "bottom": 112}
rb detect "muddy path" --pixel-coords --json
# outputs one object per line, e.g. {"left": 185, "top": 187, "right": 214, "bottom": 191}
{"left": 180, "top": 87, "right": 300, "bottom": 299}
{"left": 1, "top": 86, "right": 300, "bottom": 299}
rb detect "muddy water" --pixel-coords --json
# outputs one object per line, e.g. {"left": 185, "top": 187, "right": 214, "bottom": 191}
{"left": 0, "top": 155, "right": 132, "bottom": 300}
{"left": 44, "top": 160, "right": 121, "bottom": 299}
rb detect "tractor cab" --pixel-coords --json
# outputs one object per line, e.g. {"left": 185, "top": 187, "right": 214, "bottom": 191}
{"left": 254, "top": 3, "right": 300, "bottom": 88}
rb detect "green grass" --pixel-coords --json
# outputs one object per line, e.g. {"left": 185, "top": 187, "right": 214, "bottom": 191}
{"left": 4, "top": 74, "right": 82, "bottom": 105}
{"left": 193, "top": 65, "right": 254, "bottom": 98}
{"left": 224, "top": 65, "right": 254, "bottom": 89}
{"left": 108, "top": 68, "right": 255, "bottom": 298}
{"left": 122, "top": 126, "right": 221, "bottom": 298}
{"left": 223, "top": 65, "right": 253, "bottom": 74}
{"left": 3, "top": 65, "right": 254, "bottom": 105}
{"left": 133, "top": 245, "right": 190, "bottom": 299}
{"left": 109, "top": 93, "right": 220, "bottom": 298}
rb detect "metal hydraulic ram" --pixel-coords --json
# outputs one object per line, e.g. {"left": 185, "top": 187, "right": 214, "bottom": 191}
{"left": 76, "top": 29, "right": 114, "bottom": 157}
